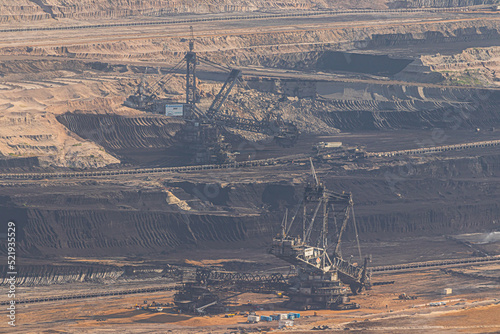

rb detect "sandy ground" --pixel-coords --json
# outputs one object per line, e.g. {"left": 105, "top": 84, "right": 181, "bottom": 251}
{"left": 0, "top": 9, "right": 499, "bottom": 168}
{"left": 3, "top": 266, "right": 498, "bottom": 333}
{"left": 1, "top": 7, "right": 500, "bottom": 334}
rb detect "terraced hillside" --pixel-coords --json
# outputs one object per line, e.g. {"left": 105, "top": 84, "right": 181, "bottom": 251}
{"left": 56, "top": 114, "right": 183, "bottom": 151}
{"left": 395, "top": 0, "right": 498, "bottom": 7}
{"left": 0, "top": 0, "right": 491, "bottom": 26}
{"left": 1, "top": 145, "right": 499, "bottom": 259}
{"left": 0, "top": 2, "right": 499, "bottom": 295}
{"left": 0, "top": 0, "right": 389, "bottom": 24}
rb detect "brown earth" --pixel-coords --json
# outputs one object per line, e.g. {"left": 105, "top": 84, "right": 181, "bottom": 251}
{"left": 1, "top": 10, "right": 500, "bottom": 167}
{"left": 0, "top": 5, "right": 499, "bottom": 334}
{"left": 0, "top": 0, "right": 389, "bottom": 25}
{"left": 2, "top": 265, "right": 498, "bottom": 333}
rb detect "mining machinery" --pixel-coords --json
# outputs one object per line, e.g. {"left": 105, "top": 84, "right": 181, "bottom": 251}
{"left": 203, "top": 69, "right": 299, "bottom": 148}
{"left": 174, "top": 282, "right": 225, "bottom": 314}
{"left": 125, "top": 27, "right": 299, "bottom": 163}
{"left": 172, "top": 162, "right": 369, "bottom": 313}
{"left": 174, "top": 269, "right": 287, "bottom": 314}
{"left": 270, "top": 158, "right": 370, "bottom": 310}
{"left": 125, "top": 26, "right": 199, "bottom": 114}
{"left": 195, "top": 268, "right": 288, "bottom": 293}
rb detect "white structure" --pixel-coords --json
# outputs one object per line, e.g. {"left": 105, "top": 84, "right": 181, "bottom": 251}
{"left": 165, "top": 104, "right": 184, "bottom": 117}
{"left": 443, "top": 288, "right": 452, "bottom": 295}
{"left": 279, "top": 319, "right": 294, "bottom": 328}
{"left": 247, "top": 315, "right": 260, "bottom": 323}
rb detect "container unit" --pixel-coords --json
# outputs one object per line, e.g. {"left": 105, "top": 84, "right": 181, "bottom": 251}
{"left": 279, "top": 319, "right": 294, "bottom": 328}
{"left": 289, "top": 312, "right": 301, "bottom": 319}
{"left": 247, "top": 315, "right": 260, "bottom": 323}
{"left": 260, "top": 315, "right": 273, "bottom": 322}
{"left": 165, "top": 104, "right": 185, "bottom": 117}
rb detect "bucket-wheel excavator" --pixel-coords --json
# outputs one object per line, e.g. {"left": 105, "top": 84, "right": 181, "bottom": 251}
{"left": 270, "top": 159, "right": 370, "bottom": 310}
{"left": 125, "top": 26, "right": 299, "bottom": 163}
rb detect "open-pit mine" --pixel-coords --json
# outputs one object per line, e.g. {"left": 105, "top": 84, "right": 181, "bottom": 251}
{"left": 0, "top": 1, "right": 500, "bottom": 333}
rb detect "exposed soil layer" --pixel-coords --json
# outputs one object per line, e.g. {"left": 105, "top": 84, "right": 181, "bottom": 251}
{"left": 0, "top": 264, "right": 122, "bottom": 285}
{"left": 56, "top": 114, "right": 183, "bottom": 151}
{"left": 55, "top": 82, "right": 500, "bottom": 165}
{"left": 0, "top": 8, "right": 499, "bottom": 316}
{"left": 0, "top": 0, "right": 389, "bottom": 24}
{"left": 4, "top": 13, "right": 500, "bottom": 62}
{"left": 214, "top": 51, "right": 416, "bottom": 77}
{"left": 390, "top": 0, "right": 497, "bottom": 7}
{"left": 3, "top": 261, "right": 499, "bottom": 333}
{"left": 1, "top": 143, "right": 499, "bottom": 259}
{"left": 316, "top": 52, "right": 413, "bottom": 76}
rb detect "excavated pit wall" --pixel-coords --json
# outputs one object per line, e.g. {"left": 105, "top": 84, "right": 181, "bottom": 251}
{"left": 1, "top": 153, "right": 498, "bottom": 259}
{"left": 246, "top": 77, "right": 491, "bottom": 101}
{"left": 0, "top": 265, "right": 123, "bottom": 286}
{"left": 56, "top": 113, "right": 184, "bottom": 151}
{"left": 0, "top": 152, "right": 499, "bottom": 284}
{"left": 0, "top": 0, "right": 493, "bottom": 24}
{"left": 243, "top": 79, "right": 500, "bottom": 131}
{"left": 389, "top": 0, "right": 498, "bottom": 7}
{"left": 0, "top": 157, "right": 40, "bottom": 169}
{"left": 5, "top": 19, "right": 500, "bottom": 62}
{"left": 195, "top": 25, "right": 500, "bottom": 69}
{"left": 322, "top": 101, "right": 500, "bottom": 130}
{"left": 364, "top": 28, "right": 500, "bottom": 50}
{"left": 235, "top": 51, "right": 413, "bottom": 76}
{"left": 0, "top": 1, "right": 339, "bottom": 23}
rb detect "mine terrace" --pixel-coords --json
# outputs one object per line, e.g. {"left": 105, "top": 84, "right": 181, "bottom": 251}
{"left": 0, "top": 1, "right": 499, "bottom": 333}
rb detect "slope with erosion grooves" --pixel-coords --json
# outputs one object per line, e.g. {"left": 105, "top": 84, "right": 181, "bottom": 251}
{"left": 0, "top": 264, "right": 123, "bottom": 286}
{"left": 421, "top": 46, "right": 500, "bottom": 87}
{"left": 56, "top": 113, "right": 185, "bottom": 151}
{"left": 0, "top": 111, "right": 120, "bottom": 168}
{"left": 0, "top": 77, "right": 125, "bottom": 168}
{"left": 298, "top": 153, "right": 500, "bottom": 237}
{"left": 0, "top": 64, "right": 146, "bottom": 167}
{"left": 2, "top": 152, "right": 500, "bottom": 259}
{"left": 4, "top": 18, "right": 500, "bottom": 62}
{"left": 228, "top": 86, "right": 497, "bottom": 132}
{"left": 320, "top": 102, "right": 495, "bottom": 130}
{"left": 0, "top": 1, "right": 51, "bottom": 23}
{"left": 200, "top": 22, "right": 500, "bottom": 66}
{"left": 54, "top": 84, "right": 499, "bottom": 151}
{"left": 288, "top": 81, "right": 500, "bottom": 131}
{"left": 0, "top": 58, "right": 231, "bottom": 168}
{"left": 14, "top": 209, "right": 269, "bottom": 257}
{"left": 246, "top": 78, "right": 483, "bottom": 104}
{"left": 0, "top": 0, "right": 389, "bottom": 24}
{"left": 214, "top": 50, "right": 414, "bottom": 75}
{"left": 424, "top": 46, "right": 500, "bottom": 70}
{"left": 2, "top": 57, "right": 497, "bottom": 166}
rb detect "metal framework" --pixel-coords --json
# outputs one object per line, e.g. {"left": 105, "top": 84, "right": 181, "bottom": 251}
{"left": 206, "top": 69, "right": 241, "bottom": 118}
{"left": 173, "top": 269, "right": 288, "bottom": 314}
{"left": 204, "top": 69, "right": 299, "bottom": 147}
{"left": 270, "top": 159, "right": 370, "bottom": 308}
{"left": 185, "top": 51, "right": 198, "bottom": 106}
{"left": 173, "top": 160, "right": 370, "bottom": 312}
{"left": 195, "top": 268, "right": 288, "bottom": 292}
{"left": 126, "top": 29, "right": 300, "bottom": 165}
